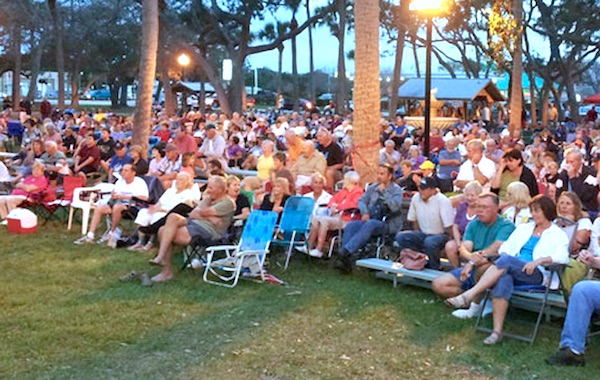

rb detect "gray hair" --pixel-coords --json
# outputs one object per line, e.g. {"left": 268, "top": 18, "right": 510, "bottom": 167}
{"left": 384, "top": 139, "right": 395, "bottom": 148}
{"left": 344, "top": 170, "right": 360, "bottom": 184}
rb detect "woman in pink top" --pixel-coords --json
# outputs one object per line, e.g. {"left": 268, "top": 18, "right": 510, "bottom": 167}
{"left": 298, "top": 171, "right": 364, "bottom": 258}
{"left": 0, "top": 161, "right": 48, "bottom": 222}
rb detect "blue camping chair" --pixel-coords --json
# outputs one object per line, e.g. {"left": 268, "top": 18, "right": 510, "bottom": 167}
{"left": 203, "top": 210, "right": 279, "bottom": 288}
{"left": 271, "top": 196, "right": 316, "bottom": 270}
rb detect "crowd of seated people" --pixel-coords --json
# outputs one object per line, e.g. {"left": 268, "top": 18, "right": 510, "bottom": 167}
{"left": 5, "top": 101, "right": 600, "bottom": 365}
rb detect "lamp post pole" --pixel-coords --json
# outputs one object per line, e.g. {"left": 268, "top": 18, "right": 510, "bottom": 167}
{"left": 178, "top": 53, "right": 190, "bottom": 113}
{"left": 424, "top": 16, "right": 433, "bottom": 158}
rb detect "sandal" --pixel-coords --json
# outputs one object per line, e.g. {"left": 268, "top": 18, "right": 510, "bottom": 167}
{"left": 445, "top": 294, "right": 470, "bottom": 309}
{"left": 483, "top": 331, "right": 502, "bottom": 345}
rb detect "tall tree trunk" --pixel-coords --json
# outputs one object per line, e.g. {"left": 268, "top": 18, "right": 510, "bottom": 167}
{"left": 541, "top": 86, "right": 549, "bottom": 127}
{"left": 306, "top": 0, "right": 315, "bottom": 102}
{"left": 11, "top": 25, "right": 22, "bottom": 113}
{"left": 71, "top": 69, "right": 81, "bottom": 109}
{"left": 133, "top": 0, "right": 159, "bottom": 157}
{"left": 509, "top": 0, "right": 523, "bottom": 133}
{"left": 291, "top": 14, "right": 299, "bottom": 111}
{"left": 412, "top": 42, "right": 420, "bottom": 78}
{"left": 335, "top": 0, "right": 347, "bottom": 114}
{"left": 277, "top": 46, "right": 284, "bottom": 94}
{"left": 192, "top": 48, "right": 231, "bottom": 116}
{"left": 389, "top": 0, "right": 409, "bottom": 117}
{"left": 527, "top": 69, "right": 537, "bottom": 125}
{"left": 27, "top": 30, "right": 44, "bottom": 103}
{"left": 353, "top": 0, "right": 379, "bottom": 184}
{"left": 48, "top": 0, "right": 66, "bottom": 110}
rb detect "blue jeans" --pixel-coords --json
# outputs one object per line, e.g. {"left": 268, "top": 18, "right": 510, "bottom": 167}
{"left": 394, "top": 230, "right": 447, "bottom": 270}
{"left": 491, "top": 255, "right": 543, "bottom": 300}
{"left": 342, "top": 219, "right": 385, "bottom": 260}
{"left": 560, "top": 281, "right": 600, "bottom": 354}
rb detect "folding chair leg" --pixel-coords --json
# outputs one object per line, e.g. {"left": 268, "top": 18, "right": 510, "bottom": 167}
{"left": 284, "top": 231, "right": 297, "bottom": 270}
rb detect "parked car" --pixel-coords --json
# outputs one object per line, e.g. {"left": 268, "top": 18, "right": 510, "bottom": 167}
{"left": 282, "top": 98, "right": 315, "bottom": 111}
{"left": 83, "top": 89, "right": 111, "bottom": 100}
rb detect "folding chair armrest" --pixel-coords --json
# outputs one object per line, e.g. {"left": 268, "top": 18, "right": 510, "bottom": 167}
{"left": 206, "top": 245, "right": 239, "bottom": 253}
{"left": 236, "top": 249, "right": 268, "bottom": 257}
{"left": 544, "top": 263, "right": 567, "bottom": 273}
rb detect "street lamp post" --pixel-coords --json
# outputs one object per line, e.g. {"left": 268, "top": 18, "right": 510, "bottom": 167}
{"left": 178, "top": 53, "right": 190, "bottom": 112}
{"left": 412, "top": 0, "right": 446, "bottom": 158}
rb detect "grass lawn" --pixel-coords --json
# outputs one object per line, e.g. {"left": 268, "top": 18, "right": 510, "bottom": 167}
{"left": 0, "top": 221, "right": 598, "bottom": 379}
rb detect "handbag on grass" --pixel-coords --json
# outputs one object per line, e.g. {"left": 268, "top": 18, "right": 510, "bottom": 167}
{"left": 396, "top": 248, "right": 428, "bottom": 270}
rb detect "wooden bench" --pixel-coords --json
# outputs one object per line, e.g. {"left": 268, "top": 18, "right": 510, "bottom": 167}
{"left": 357, "top": 257, "right": 567, "bottom": 319}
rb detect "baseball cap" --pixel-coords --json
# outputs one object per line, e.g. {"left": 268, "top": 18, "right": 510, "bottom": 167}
{"left": 115, "top": 142, "right": 126, "bottom": 150}
{"left": 419, "top": 160, "right": 436, "bottom": 170}
{"left": 419, "top": 176, "right": 437, "bottom": 190}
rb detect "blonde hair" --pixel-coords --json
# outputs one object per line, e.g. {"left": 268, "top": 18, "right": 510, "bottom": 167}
{"left": 272, "top": 177, "right": 291, "bottom": 197}
{"left": 506, "top": 182, "right": 531, "bottom": 210}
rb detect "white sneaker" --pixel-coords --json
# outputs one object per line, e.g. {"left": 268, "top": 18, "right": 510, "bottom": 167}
{"left": 309, "top": 249, "right": 323, "bottom": 258}
{"left": 74, "top": 235, "right": 94, "bottom": 245}
{"left": 295, "top": 245, "right": 308, "bottom": 254}
{"left": 0, "top": 220, "right": 7, "bottom": 226}
{"left": 451, "top": 302, "right": 482, "bottom": 319}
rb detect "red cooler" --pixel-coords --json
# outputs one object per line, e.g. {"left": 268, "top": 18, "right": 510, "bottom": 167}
{"left": 7, "top": 208, "right": 38, "bottom": 234}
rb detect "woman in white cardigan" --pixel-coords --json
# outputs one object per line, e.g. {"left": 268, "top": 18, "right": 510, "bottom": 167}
{"left": 446, "top": 195, "right": 569, "bottom": 345}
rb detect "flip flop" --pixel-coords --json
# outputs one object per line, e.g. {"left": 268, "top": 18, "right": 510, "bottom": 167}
{"left": 483, "top": 331, "right": 502, "bottom": 345}
{"left": 445, "top": 294, "right": 470, "bottom": 309}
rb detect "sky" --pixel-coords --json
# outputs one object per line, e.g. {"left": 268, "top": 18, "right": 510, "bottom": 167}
{"left": 247, "top": 1, "right": 403, "bottom": 77}
{"left": 246, "top": 1, "right": 550, "bottom": 82}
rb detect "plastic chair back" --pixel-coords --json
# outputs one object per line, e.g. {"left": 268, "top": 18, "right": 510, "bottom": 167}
{"left": 239, "top": 210, "right": 279, "bottom": 252}
{"left": 279, "top": 196, "right": 315, "bottom": 233}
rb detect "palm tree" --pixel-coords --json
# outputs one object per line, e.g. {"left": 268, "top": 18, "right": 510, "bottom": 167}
{"left": 509, "top": 0, "right": 523, "bottom": 134}
{"left": 353, "top": 0, "right": 380, "bottom": 184}
{"left": 132, "top": 0, "right": 159, "bottom": 157}
{"left": 306, "top": 0, "right": 315, "bottom": 102}
{"left": 47, "top": 0, "right": 65, "bottom": 110}
{"left": 258, "top": 22, "right": 290, "bottom": 95}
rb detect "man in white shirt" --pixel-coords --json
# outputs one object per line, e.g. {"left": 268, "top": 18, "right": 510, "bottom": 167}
{"left": 454, "top": 139, "right": 496, "bottom": 191}
{"left": 74, "top": 164, "right": 149, "bottom": 247}
{"left": 394, "top": 177, "right": 455, "bottom": 270}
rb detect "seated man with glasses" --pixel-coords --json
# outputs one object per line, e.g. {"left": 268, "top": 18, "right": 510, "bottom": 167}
{"left": 432, "top": 192, "right": 515, "bottom": 318}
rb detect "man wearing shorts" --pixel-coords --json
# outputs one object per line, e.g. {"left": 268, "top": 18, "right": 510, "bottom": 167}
{"left": 432, "top": 193, "right": 515, "bottom": 318}
{"left": 149, "top": 176, "right": 235, "bottom": 283}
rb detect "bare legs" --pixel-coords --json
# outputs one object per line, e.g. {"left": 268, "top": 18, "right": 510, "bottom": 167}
{"left": 150, "top": 213, "right": 192, "bottom": 282}
{"left": 444, "top": 240, "right": 460, "bottom": 268}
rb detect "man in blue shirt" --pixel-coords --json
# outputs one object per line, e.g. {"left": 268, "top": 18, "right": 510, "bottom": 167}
{"left": 108, "top": 142, "right": 133, "bottom": 182}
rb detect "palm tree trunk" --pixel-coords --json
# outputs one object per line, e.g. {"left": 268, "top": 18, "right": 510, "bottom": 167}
{"left": 48, "top": 0, "right": 65, "bottom": 110}
{"left": 11, "top": 25, "right": 21, "bottom": 113}
{"left": 389, "top": 0, "right": 409, "bottom": 117}
{"left": 509, "top": 0, "right": 523, "bottom": 133}
{"left": 335, "top": 0, "right": 347, "bottom": 114}
{"left": 133, "top": 0, "right": 159, "bottom": 157}
{"left": 306, "top": 0, "right": 315, "bottom": 102}
{"left": 353, "top": 0, "right": 380, "bottom": 184}
{"left": 291, "top": 15, "right": 299, "bottom": 111}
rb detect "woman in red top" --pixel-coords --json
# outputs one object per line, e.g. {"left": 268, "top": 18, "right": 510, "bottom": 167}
{"left": 0, "top": 161, "right": 48, "bottom": 223}
{"left": 299, "top": 171, "right": 364, "bottom": 258}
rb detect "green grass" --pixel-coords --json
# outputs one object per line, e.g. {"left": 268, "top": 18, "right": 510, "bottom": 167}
{"left": 0, "top": 222, "right": 598, "bottom": 379}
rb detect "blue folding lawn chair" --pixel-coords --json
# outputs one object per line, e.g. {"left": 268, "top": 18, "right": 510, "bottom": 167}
{"left": 203, "top": 210, "right": 279, "bottom": 288}
{"left": 271, "top": 196, "right": 316, "bottom": 270}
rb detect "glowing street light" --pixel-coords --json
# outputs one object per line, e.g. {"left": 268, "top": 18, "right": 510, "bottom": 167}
{"left": 178, "top": 53, "right": 190, "bottom": 67}
{"left": 411, "top": 0, "right": 448, "bottom": 158}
